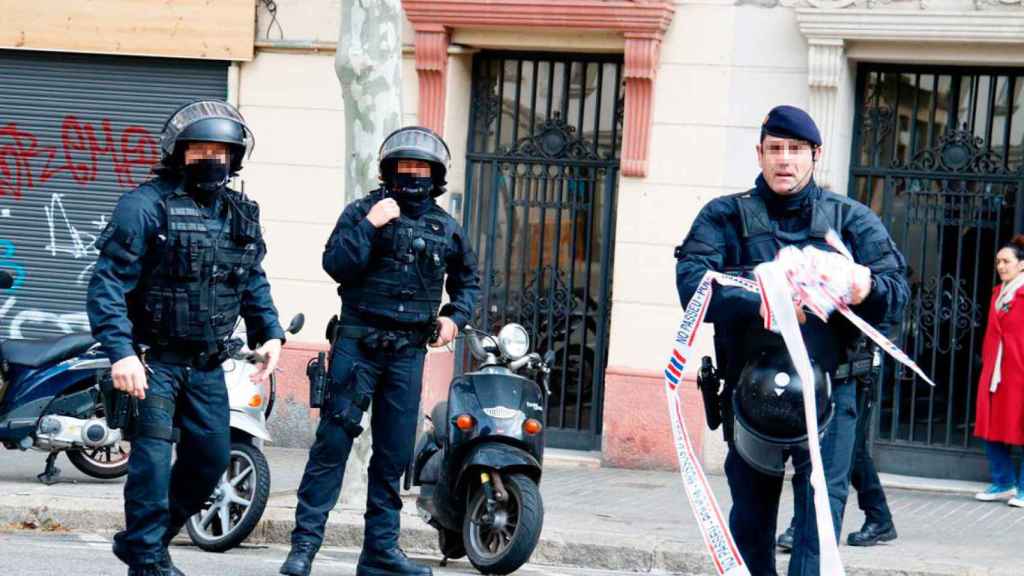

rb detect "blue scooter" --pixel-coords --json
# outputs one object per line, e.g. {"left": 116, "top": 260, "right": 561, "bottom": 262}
{"left": 0, "top": 270, "right": 127, "bottom": 484}
{"left": 411, "top": 323, "right": 552, "bottom": 575}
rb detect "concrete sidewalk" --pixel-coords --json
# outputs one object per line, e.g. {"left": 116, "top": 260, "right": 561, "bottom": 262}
{"left": 0, "top": 447, "right": 1018, "bottom": 575}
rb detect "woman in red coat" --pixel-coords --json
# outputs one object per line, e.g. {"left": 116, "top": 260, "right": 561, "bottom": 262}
{"left": 974, "top": 234, "right": 1024, "bottom": 507}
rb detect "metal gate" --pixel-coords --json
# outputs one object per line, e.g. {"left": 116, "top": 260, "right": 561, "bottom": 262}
{"left": 461, "top": 51, "right": 624, "bottom": 450}
{"left": 849, "top": 63, "right": 1024, "bottom": 480}
{"left": 0, "top": 49, "right": 227, "bottom": 341}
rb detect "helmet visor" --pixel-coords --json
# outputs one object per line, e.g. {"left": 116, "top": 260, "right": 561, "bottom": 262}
{"left": 378, "top": 127, "right": 450, "bottom": 171}
{"left": 161, "top": 100, "right": 254, "bottom": 160}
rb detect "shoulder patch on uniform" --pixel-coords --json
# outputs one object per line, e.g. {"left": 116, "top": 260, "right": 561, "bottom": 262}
{"left": 96, "top": 222, "right": 145, "bottom": 264}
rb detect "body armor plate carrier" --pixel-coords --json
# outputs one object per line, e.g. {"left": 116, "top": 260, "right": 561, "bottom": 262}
{"left": 137, "top": 188, "right": 262, "bottom": 352}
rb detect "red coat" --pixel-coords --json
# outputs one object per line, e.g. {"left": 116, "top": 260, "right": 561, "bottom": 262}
{"left": 975, "top": 286, "right": 1024, "bottom": 445}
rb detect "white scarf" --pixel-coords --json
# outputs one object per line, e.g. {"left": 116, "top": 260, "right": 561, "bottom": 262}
{"left": 990, "top": 272, "right": 1024, "bottom": 393}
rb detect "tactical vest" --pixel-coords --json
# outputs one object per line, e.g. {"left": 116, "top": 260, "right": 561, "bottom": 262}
{"left": 137, "top": 188, "right": 262, "bottom": 350}
{"left": 340, "top": 207, "right": 451, "bottom": 328}
{"left": 724, "top": 189, "right": 853, "bottom": 380}
{"left": 735, "top": 191, "right": 845, "bottom": 267}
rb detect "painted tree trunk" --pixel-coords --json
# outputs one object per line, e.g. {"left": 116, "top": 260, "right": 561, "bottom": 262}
{"left": 337, "top": 0, "right": 403, "bottom": 205}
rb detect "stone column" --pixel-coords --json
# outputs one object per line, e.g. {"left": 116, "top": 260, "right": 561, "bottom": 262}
{"left": 807, "top": 38, "right": 845, "bottom": 189}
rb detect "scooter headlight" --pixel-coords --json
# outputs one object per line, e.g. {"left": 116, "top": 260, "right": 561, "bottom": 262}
{"left": 497, "top": 323, "right": 530, "bottom": 360}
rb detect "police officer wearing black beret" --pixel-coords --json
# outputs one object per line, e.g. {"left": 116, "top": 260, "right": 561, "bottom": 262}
{"left": 280, "top": 127, "right": 481, "bottom": 576}
{"left": 88, "top": 100, "right": 285, "bottom": 576}
{"left": 674, "top": 105, "right": 909, "bottom": 575}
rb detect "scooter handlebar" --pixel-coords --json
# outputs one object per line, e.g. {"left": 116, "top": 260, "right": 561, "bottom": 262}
{"left": 509, "top": 352, "right": 540, "bottom": 372}
{"left": 464, "top": 325, "right": 492, "bottom": 361}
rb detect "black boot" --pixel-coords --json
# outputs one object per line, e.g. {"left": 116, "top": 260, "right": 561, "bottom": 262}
{"left": 280, "top": 541, "right": 319, "bottom": 576}
{"left": 158, "top": 521, "right": 186, "bottom": 576}
{"left": 127, "top": 565, "right": 172, "bottom": 576}
{"left": 776, "top": 524, "right": 794, "bottom": 552}
{"left": 158, "top": 548, "right": 186, "bottom": 576}
{"left": 357, "top": 547, "right": 432, "bottom": 576}
{"left": 847, "top": 520, "right": 897, "bottom": 546}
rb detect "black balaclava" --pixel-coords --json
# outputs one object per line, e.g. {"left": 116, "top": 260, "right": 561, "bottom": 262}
{"left": 388, "top": 169, "right": 436, "bottom": 218}
{"left": 183, "top": 158, "right": 230, "bottom": 206}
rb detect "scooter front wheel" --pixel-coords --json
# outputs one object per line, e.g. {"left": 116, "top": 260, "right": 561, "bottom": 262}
{"left": 186, "top": 441, "right": 270, "bottom": 552}
{"left": 463, "top": 472, "right": 543, "bottom": 575}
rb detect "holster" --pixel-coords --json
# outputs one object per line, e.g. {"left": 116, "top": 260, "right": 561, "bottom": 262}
{"left": 305, "top": 314, "right": 342, "bottom": 410}
{"left": 712, "top": 332, "right": 736, "bottom": 443}
{"left": 306, "top": 352, "right": 328, "bottom": 409}
{"left": 697, "top": 356, "right": 722, "bottom": 431}
{"left": 99, "top": 370, "right": 136, "bottom": 431}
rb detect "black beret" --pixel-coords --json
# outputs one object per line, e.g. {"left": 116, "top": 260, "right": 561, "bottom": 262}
{"left": 760, "top": 105, "right": 822, "bottom": 147}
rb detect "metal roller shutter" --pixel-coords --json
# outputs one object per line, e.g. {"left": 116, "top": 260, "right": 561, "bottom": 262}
{"left": 0, "top": 49, "right": 227, "bottom": 340}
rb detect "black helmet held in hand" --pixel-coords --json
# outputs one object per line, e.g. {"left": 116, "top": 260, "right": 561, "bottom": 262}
{"left": 731, "top": 351, "right": 834, "bottom": 476}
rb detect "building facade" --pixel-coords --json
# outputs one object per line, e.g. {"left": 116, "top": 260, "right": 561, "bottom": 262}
{"left": 1, "top": 0, "right": 1022, "bottom": 479}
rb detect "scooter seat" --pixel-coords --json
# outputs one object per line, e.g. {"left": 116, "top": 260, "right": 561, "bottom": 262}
{"left": 1, "top": 333, "right": 97, "bottom": 368}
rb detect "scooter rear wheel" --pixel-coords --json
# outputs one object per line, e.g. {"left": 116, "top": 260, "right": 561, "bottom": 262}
{"left": 463, "top": 472, "right": 543, "bottom": 575}
{"left": 66, "top": 396, "right": 131, "bottom": 479}
{"left": 66, "top": 442, "right": 131, "bottom": 479}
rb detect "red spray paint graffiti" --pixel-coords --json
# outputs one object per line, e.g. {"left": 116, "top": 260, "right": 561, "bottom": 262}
{"left": 0, "top": 115, "right": 159, "bottom": 199}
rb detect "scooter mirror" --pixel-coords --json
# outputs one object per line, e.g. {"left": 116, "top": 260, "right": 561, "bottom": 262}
{"left": 286, "top": 313, "right": 305, "bottom": 335}
{"left": 0, "top": 270, "right": 12, "bottom": 289}
{"left": 543, "top": 350, "right": 556, "bottom": 366}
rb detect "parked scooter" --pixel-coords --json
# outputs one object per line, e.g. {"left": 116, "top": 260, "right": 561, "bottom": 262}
{"left": 185, "top": 313, "right": 305, "bottom": 552}
{"left": 0, "top": 270, "right": 129, "bottom": 484}
{"left": 411, "top": 323, "right": 552, "bottom": 575}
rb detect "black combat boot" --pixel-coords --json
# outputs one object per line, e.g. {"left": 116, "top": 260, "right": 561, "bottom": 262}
{"left": 158, "top": 547, "right": 186, "bottom": 576}
{"left": 776, "top": 524, "right": 794, "bottom": 552}
{"left": 127, "top": 565, "right": 172, "bottom": 576}
{"left": 356, "top": 547, "right": 432, "bottom": 576}
{"left": 847, "top": 520, "right": 897, "bottom": 546}
{"left": 159, "top": 521, "right": 186, "bottom": 576}
{"left": 280, "top": 541, "right": 319, "bottom": 576}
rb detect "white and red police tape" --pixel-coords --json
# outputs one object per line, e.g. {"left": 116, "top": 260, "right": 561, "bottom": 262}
{"left": 664, "top": 230, "right": 932, "bottom": 576}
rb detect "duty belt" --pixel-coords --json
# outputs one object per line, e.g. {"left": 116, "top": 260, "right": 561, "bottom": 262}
{"left": 143, "top": 345, "right": 227, "bottom": 371}
{"left": 336, "top": 324, "right": 431, "bottom": 352}
{"left": 833, "top": 356, "right": 874, "bottom": 381}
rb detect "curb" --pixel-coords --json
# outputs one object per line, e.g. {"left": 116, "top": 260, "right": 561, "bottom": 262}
{"left": 0, "top": 497, "right": 1001, "bottom": 576}
{"left": 878, "top": 473, "right": 988, "bottom": 497}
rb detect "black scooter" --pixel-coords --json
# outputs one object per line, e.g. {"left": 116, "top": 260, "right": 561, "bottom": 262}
{"left": 410, "top": 323, "right": 552, "bottom": 575}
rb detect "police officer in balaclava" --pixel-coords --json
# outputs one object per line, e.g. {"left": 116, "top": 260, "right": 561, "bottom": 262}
{"left": 280, "top": 126, "right": 481, "bottom": 576}
{"left": 88, "top": 100, "right": 285, "bottom": 576}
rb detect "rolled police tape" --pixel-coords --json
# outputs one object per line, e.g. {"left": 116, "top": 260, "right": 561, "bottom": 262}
{"left": 665, "top": 236, "right": 933, "bottom": 576}
{"left": 758, "top": 262, "right": 843, "bottom": 575}
{"left": 664, "top": 270, "right": 753, "bottom": 576}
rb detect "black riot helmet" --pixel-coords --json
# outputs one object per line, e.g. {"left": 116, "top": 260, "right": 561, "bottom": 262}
{"left": 159, "top": 100, "right": 254, "bottom": 174}
{"left": 731, "top": 350, "right": 834, "bottom": 476}
{"left": 378, "top": 126, "right": 451, "bottom": 198}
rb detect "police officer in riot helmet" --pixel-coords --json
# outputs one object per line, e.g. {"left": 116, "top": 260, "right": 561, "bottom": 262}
{"left": 280, "top": 126, "right": 481, "bottom": 576}
{"left": 87, "top": 100, "right": 286, "bottom": 576}
{"left": 674, "top": 105, "right": 908, "bottom": 576}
